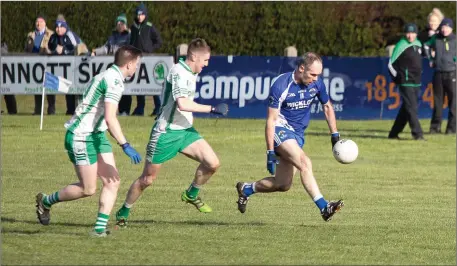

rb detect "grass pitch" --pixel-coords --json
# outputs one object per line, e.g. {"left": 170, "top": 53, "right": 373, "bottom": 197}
{"left": 1, "top": 96, "right": 456, "bottom": 265}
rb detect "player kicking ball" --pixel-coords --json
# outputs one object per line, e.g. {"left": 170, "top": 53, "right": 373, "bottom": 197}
{"left": 236, "top": 52, "right": 344, "bottom": 222}
{"left": 35, "top": 45, "right": 143, "bottom": 236}
{"left": 115, "top": 38, "right": 228, "bottom": 227}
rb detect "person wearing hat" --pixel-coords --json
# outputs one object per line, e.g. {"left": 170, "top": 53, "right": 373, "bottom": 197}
{"left": 424, "top": 18, "right": 456, "bottom": 134}
{"left": 92, "top": 13, "right": 130, "bottom": 56}
{"left": 25, "top": 15, "right": 55, "bottom": 115}
{"left": 387, "top": 23, "right": 425, "bottom": 140}
{"left": 127, "top": 2, "right": 163, "bottom": 116}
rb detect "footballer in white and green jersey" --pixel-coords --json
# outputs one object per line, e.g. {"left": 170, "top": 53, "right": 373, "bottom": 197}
{"left": 146, "top": 59, "right": 202, "bottom": 164}
{"left": 64, "top": 65, "right": 125, "bottom": 165}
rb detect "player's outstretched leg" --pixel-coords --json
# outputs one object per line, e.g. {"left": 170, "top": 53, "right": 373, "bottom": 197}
{"left": 116, "top": 162, "right": 162, "bottom": 228}
{"left": 180, "top": 139, "right": 220, "bottom": 213}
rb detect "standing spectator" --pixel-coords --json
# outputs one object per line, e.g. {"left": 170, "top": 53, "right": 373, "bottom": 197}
{"left": 127, "top": 3, "right": 163, "bottom": 116}
{"left": 1, "top": 42, "right": 17, "bottom": 115}
{"left": 25, "top": 15, "right": 56, "bottom": 115}
{"left": 424, "top": 18, "right": 456, "bottom": 134}
{"left": 387, "top": 23, "right": 425, "bottom": 140}
{"left": 92, "top": 13, "right": 130, "bottom": 56}
{"left": 418, "top": 8, "right": 444, "bottom": 56}
{"left": 48, "top": 18, "right": 81, "bottom": 115}
{"left": 92, "top": 13, "right": 131, "bottom": 116}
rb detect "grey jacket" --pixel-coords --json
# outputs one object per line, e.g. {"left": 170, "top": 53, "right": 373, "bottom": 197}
{"left": 94, "top": 30, "right": 130, "bottom": 55}
{"left": 424, "top": 33, "right": 456, "bottom": 72}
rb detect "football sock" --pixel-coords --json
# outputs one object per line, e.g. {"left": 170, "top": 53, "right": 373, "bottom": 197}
{"left": 42, "top": 191, "right": 60, "bottom": 209}
{"left": 242, "top": 182, "right": 256, "bottom": 197}
{"left": 186, "top": 182, "right": 201, "bottom": 199}
{"left": 313, "top": 194, "right": 328, "bottom": 211}
{"left": 117, "top": 203, "right": 132, "bottom": 218}
{"left": 94, "top": 213, "right": 109, "bottom": 233}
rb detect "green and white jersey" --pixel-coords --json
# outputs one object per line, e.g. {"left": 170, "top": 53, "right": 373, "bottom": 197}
{"left": 64, "top": 65, "right": 125, "bottom": 136}
{"left": 154, "top": 59, "right": 197, "bottom": 131}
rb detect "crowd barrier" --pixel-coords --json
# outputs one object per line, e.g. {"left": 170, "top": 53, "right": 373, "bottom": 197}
{"left": 1, "top": 55, "right": 446, "bottom": 120}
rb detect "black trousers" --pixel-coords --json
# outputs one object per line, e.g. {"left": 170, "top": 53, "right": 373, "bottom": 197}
{"left": 389, "top": 86, "right": 423, "bottom": 138}
{"left": 34, "top": 95, "right": 56, "bottom": 114}
{"left": 430, "top": 71, "right": 456, "bottom": 133}
{"left": 3, "top": 95, "right": 17, "bottom": 114}
{"left": 65, "top": 95, "right": 77, "bottom": 115}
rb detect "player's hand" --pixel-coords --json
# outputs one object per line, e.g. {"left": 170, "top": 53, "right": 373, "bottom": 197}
{"left": 211, "top": 103, "right": 229, "bottom": 116}
{"left": 266, "top": 150, "right": 278, "bottom": 175}
{"left": 331, "top": 132, "right": 340, "bottom": 148}
{"left": 121, "top": 142, "right": 142, "bottom": 164}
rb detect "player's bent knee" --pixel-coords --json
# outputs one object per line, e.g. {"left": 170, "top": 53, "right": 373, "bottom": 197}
{"left": 206, "top": 157, "right": 221, "bottom": 172}
{"left": 276, "top": 183, "right": 292, "bottom": 192}
{"left": 82, "top": 186, "right": 97, "bottom": 197}
{"left": 139, "top": 174, "right": 156, "bottom": 188}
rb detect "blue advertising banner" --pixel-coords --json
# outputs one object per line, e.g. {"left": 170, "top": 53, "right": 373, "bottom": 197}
{"left": 193, "top": 56, "right": 448, "bottom": 120}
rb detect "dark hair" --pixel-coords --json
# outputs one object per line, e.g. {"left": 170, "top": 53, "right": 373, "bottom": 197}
{"left": 296, "top": 52, "right": 322, "bottom": 70}
{"left": 187, "top": 38, "right": 211, "bottom": 57}
{"left": 114, "top": 45, "right": 142, "bottom": 67}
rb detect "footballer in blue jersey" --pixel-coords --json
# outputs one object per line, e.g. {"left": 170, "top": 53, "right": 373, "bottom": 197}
{"left": 236, "top": 52, "right": 344, "bottom": 222}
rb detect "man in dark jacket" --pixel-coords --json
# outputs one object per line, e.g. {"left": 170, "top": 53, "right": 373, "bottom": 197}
{"left": 388, "top": 23, "right": 425, "bottom": 140}
{"left": 424, "top": 18, "right": 456, "bottom": 134}
{"left": 125, "top": 3, "right": 163, "bottom": 116}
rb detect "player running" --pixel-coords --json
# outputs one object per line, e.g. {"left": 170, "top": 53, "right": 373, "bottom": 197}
{"left": 236, "top": 52, "right": 344, "bottom": 221}
{"left": 115, "top": 38, "right": 228, "bottom": 227}
{"left": 35, "top": 45, "right": 143, "bottom": 236}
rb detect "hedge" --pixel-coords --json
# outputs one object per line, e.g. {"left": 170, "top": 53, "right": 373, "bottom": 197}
{"left": 1, "top": 1, "right": 455, "bottom": 56}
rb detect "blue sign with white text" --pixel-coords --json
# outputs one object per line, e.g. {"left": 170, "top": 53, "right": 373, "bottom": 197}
{"left": 194, "top": 56, "right": 446, "bottom": 120}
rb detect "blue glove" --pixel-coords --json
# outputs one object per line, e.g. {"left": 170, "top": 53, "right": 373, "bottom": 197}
{"left": 331, "top": 132, "right": 340, "bottom": 148}
{"left": 266, "top": 150, "right": 279, "bottom": 175}
{"left": 120, "top": 142, "right": 142, "bottom": 164}
{"left": 211, "top": 103, "right": 229, "bottom": 116}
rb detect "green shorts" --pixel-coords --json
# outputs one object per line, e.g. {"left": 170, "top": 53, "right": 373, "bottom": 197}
{"left": 146, "top": 126, "right": 202, "bottom": 164}
{"left": 64, "top": 131, "right": 112, "bottom": 165}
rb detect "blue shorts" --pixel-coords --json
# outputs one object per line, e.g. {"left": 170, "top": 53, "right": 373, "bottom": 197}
{"left": 274, "top": 127, "right": 305, "bottom": 148}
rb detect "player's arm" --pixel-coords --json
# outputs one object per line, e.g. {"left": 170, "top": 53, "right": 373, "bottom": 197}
{"left": 105, "top": 102, "right": 127, "bottom": 145}
{"left": 105, "top": 81, "right": 142, "bottom": 164}
{"left": 323, "top": 101, "right": 338, "bottom": 134}
{"left": 172, "top": 72, "right": 228, "bottom": 115}
{"left": 317, "top": 79, "right": 340, "bottom": 147}
{"left": 265, "top": 107, "right": 279, "bottom": 150}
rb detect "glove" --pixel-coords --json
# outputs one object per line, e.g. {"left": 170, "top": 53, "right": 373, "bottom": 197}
{"left": 266, "top": 150, "right": 279, "bottom": 175}
{"left": 120, "top": 142, "right": 142, "bottom": 164}
{"left": 211, "top": 103, "right": 229, "bottom": 116}
{"left": 331, "top": 132, "right": 340, "bottom": 148}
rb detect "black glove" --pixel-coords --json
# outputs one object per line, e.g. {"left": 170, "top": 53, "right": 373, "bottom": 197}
{"left": 211, "top": 103, "right": 229, "bottom": 116}
{"left": 331, "top": 132, "right": 340, "bottom": 148}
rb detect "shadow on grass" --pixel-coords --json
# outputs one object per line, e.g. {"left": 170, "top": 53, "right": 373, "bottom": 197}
{"left": 305, "top": 131, "right": 388, "bottom": 139}
{"left": 1, "top": 217, "right": 92, "bottom": 228}
{"left": 129, "top": 219, "right": 266, "bottom": 227}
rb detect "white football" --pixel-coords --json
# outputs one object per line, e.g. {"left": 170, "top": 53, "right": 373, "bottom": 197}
{"left": 332, "top": 139, "right": 358, "bottom": 164}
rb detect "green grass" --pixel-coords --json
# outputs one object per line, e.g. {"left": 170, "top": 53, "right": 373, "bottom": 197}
{"left": 1, "top": 98, "right": 456, "bottom": 265}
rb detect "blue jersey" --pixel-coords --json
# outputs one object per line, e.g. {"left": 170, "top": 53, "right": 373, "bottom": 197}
{"left": 268, "top": 71, "right": 329, "bottom": 135}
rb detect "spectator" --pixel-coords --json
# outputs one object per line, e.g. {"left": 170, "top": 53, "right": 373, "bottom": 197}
{"left": 424, "top": 18, "right": 456, "bottom": 134}
{"left": 48, "top": 18, "right": 80, "bottom": 115}
{"left": 387, "top": 23, "right": 424, "bottom": 140}
{"left": 418, "top": 8, "right": 444, "bottom": 56}
{"left": 1, "top": 43, "right": 17, "bottom": 115}
{"left": 25, "top": 15, "right": 56, "bottom": 115}
{"left": 92, "top": 13, "right": 130, "bottom": 56}
{"left": 127, "top": 3, "right": 163, "bottom": 116}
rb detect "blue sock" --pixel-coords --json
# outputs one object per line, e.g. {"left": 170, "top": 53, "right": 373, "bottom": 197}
{"left": 313, "top": 194, "right": 328, "bottom": 211}
{"left": 242, "top": 182, "right": 256, "bottom": 197}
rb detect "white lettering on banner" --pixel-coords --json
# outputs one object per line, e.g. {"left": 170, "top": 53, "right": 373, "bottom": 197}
{"left": 195, "top": 67, "right": 346, "bottom": 111}
{"left": 196, "top": 76, "right": 271, "bottom": 107}
{"left": 0, "top": 56, "right": 173, "bottom": 95}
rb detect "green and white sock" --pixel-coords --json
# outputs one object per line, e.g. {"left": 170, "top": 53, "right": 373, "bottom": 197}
{"left": 43, "top": 192, "right": 60, "bottom": 209}
{"left": 94, "top": 213, "right": 109, "bottom": 233}
{"left": 186, "top": 182, "right": 201, "bottom": 199}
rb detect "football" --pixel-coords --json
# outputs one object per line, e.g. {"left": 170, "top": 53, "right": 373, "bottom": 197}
{"left": 332, "top": 139, "right": 358, "bottom": 164}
